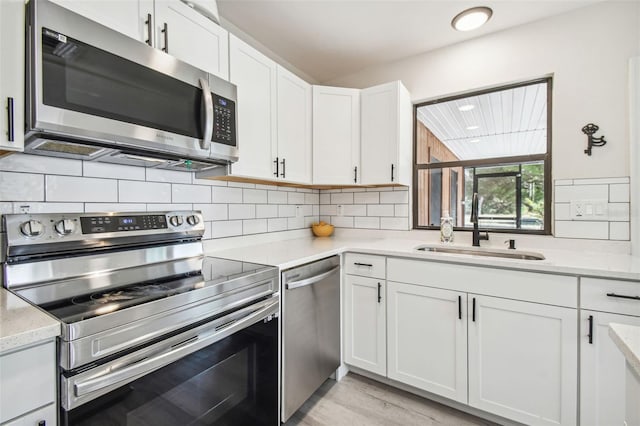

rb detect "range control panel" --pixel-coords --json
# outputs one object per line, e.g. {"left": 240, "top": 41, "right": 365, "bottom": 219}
{"left": 80, "top": 214, "right": 168, "bottom": 234}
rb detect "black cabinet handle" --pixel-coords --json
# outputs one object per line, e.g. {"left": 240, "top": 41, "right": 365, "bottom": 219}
{"left": 391, "top": 163, "right": 395, "bottom": 182}
{"left": 354, "top": 166, "right": 357, "bottom": 183}
{"left": 6, "top": 97, "right": 14, "bottom": 142}
{"left": 145, "top": 13, "right": 152, "bottom": 46}
{"left": 280, "top": 158, "right": 286, "bottom": 178}
{"left": 472, "top": 297, "right": 476, "bottom": 322}
{"left": 587, "top": 315, "right": 594, "bottom": 344}
{"left": 354, "top": 262, "right": 373, "bottom": 267}
{"left": 38, "top": 421, "right": 46, "bottom": 426}
{"left": 606, "top": 292, "right": 640, "bottom": 301}
{"left": 377, "top": 282, "right": 381, "bottom": 303}
{"left": 273, "top": 157, "right": 279, "bottom": 177}
{"left": 161, "top": 22, "right": 168, "bottom": 53}
{"left": 458, "top": 295, "right": 462, "bottom": 320}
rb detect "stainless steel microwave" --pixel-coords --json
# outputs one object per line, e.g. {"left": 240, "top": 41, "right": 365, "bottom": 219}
{"left": 25, "top": 0, "right": 238, "bottom": 172}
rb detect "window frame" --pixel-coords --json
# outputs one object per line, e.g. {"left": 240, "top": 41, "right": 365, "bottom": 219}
{"left": 412, "top": 77, "right": 553, "bottom": 235}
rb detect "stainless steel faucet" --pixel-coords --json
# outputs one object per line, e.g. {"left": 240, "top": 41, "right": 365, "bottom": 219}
{"left": 470, "top": 192, "right": 489, "bottom": 247}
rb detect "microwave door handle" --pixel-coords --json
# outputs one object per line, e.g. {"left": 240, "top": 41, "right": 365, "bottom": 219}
{"left": 199, "top": 78, "right": 213, "bottom": 150}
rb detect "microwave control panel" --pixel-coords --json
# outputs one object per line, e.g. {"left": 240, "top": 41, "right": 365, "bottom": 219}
{"left": 212, "top": 94, "right": 236, "bottom": 146}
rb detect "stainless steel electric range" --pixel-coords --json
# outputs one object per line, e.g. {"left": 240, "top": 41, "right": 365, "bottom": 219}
{"left": 2, "top": 211, "right": 279, "bottom": 426}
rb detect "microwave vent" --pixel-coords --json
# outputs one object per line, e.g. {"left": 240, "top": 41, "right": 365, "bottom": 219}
{"left": 35, "top": 141, "right": 106, "bottom": 157}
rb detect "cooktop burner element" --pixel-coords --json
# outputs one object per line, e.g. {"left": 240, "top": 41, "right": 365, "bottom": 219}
{"left": 78, "top": 284, "right": 175, "bottom": 305}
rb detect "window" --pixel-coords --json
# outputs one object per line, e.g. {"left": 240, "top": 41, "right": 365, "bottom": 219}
{"left": 413, "top": 78, "right": 551, "bottom": 234}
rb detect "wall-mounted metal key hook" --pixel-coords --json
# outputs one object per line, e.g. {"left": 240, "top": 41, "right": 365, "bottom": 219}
{"left": 582, "top": 123, "right": 607, "bottom": 156}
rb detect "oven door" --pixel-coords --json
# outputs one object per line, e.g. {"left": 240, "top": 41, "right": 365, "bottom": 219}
{"left": 60, "top": 297, "right": 278, "bottom": 426}
{"left": 27, "top": 0, "right": 237, "bottom": 162}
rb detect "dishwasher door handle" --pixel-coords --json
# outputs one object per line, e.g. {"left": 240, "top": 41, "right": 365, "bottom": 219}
{"left": 285, "top": 266, "right": 340, "bottom": 290}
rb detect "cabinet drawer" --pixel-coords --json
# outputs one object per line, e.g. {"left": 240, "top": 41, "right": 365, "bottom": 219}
{"left": 2, "top": 403, "right": 56, "bottom": 426}
{"left": 388, "top": 258, "right": 577, "bottom": 307}
{"left": 581, "top": 277, "right": 640, "bottom": 316}
{"left": 0, "top": 341, "right": 56, "bottom": 423}
{"left": 344, "top": 253, "right": 386, "bottom": 279}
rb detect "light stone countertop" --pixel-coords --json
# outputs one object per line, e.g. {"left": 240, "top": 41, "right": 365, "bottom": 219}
{"left": 0, "top": 288, "right": 60, "bottom": 354}
{"left": 609, "top": 323, "right": 640, "bottom": 377}
{"left": 205, "top": 234, "right": 640, "bottom": 281}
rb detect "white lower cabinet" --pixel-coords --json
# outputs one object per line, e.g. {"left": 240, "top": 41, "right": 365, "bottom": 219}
{"left": 344, "top": 274, "right": 386, "bottom": 376}
{"left": 467, "top": 295, "right": 578, "bottom": 426}
{"left": 387, "top": 282, "right": 467, "bottom": 403}
{"left": 580, "top": 311, "right": 640, "bottom": 426}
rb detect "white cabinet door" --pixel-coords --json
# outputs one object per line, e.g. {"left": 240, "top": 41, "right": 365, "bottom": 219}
{"left": 313, "top": 86, "right": 360, "bottom": 185}
{"left": 580, "top": 311, "right": 640, "bottom": 426}
{"left": 276, "top": 66, "right": 312, "bottom": 184}
{"left": 468, "top": 295, "right": 577, "bottom": 426}
{"left": 229, "top": 35, "right": 277, "bottom": 179}
{"left": 387, "top": 282, "right": 467, "bottom": 403}
{"left": 0, "top": 0, "right": 25, "bottom": 152}
{"left": 50, "top": 0, "right": 152, "bottom": 43}
{"left": 360, "top": 81, "right": 411, "bottom": 186}
{"left": 154, "top": 1, "right": 229, "bottom": 79}
{"left": 344, "top": 275, "right": 386, "bottom": 376}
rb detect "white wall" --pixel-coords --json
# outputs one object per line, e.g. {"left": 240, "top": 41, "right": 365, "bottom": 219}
{"left": 326, "top": 1, "right": 640, "bottom": 181}
{"left": 631, "top": 56, "right": 640, "bottom": 254}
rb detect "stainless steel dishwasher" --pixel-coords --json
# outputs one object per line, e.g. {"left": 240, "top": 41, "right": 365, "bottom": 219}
{"left": 281, "top": 255, "right": 341, "bottom": 422}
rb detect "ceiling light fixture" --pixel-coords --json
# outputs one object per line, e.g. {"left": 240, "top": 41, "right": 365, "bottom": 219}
{"left": 467, "top": 125, "right": 479, "bottom": 130}
{"left": 458, "top": 104, "right": 475, "bottom": 112}
{"left": 451, "top": 7, "right": 493, "bottom": 32}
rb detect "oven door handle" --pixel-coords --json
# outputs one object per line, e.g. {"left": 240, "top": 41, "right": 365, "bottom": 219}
{"left": 199, "top": 77, "right": 213, "bottom": 151}
{"left": 72, "top": 298, "right": 278, "bottom": 399}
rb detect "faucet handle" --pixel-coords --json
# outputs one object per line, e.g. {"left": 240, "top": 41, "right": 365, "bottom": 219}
{"left": 504, "top": 239, "right": 516, "bottom": 250}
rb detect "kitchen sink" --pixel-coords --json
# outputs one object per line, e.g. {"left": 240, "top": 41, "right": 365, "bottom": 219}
{"left": 414, "top": 245, "right": 546, "bottom": 260}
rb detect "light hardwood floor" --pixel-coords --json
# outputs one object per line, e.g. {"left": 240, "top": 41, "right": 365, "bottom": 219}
{"left": 286, "top": 374, "right": 497, "bottom": 426}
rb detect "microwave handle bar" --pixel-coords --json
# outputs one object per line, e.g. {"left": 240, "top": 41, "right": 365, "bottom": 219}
{"left": 73, "top": 297, "right": 278, "bottom": 399}
{"left": 199, "top": 78, "right": 213, "bottom": 150}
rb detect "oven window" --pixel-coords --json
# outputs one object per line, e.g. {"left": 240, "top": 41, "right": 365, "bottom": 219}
{"left": 41, "top": 28, "right": 204, "bottom": 139}
{"left": 62, "top": 318, "right": 278, "bottom": 426}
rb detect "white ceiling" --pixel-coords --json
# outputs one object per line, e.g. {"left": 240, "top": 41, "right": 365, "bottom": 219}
{"left": 416, "top": 81, "right": 548, "bottom": 160}
{"left": 217, "top": 0, "right": 596, "bottom": 83}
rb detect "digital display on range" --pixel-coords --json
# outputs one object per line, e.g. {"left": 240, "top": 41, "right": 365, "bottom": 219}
{"left": 80, "top": 215, "right": 167, "bottom": 234}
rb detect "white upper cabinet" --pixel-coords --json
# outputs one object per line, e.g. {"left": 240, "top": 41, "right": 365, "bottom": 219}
{"left": 229, "top": 35, "right": 277, "bottom": 180}
{"left": 360, "top": 81, "right": 412, "bottom": 186}
{"left": 313, "top": 86, "right": 361, "bottom": 185}
{"left": 50, "top": 0, "right": 153, "bottom": 42}
{"left": 0, "top": 0, "right": 25, "bottom": 152}
{"left": 154, "top": 1, "right": 229, "bottom": 79}
{"left": 276, "top": 65, "right": 312, "bottom": 184}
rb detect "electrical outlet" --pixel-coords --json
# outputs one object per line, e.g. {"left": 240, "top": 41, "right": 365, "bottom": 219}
{"left": 19, "top": 205, "right": 30, "bottom": 213}
{"left": 295, "top": 205, "right": 302, "bottom": 218}
{"left": 337, "top": 205, "right": 344, "bottom": 216}
{"left": 570, "top": 199, "right": 608, "bottom": 220}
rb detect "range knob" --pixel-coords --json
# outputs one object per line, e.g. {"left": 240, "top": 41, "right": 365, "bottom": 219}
{"left": 186, "top": 215, "right": 200, "bottom": 226}
{"left": 55, "top": 219, "right": 76, "bottom": 235}
{"left": 169, "top": 215, "right": 184, "bottom": 227}
{"left": 20, "top": 220, "right": 44, "bottom": 237}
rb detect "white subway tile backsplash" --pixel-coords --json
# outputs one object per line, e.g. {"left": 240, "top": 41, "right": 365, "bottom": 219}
{"left": 320, "top": 193, "right": 331, "bottom": 205}
{"left": 146, "top": 168, "right": 192, "bottom": 184}
{"left": 268, "top": 218, "right": 288, "bottom": 232}
{"left": 228, "top": 182, "right": 256, "bottom": 189}
{"left": 212, "top": 186, "right": 242, "bottom": 204}
{"left": 313, "top": 205, "right": 320, "bottom": 216}
{"left": 229, "top": 204, "right": 255, "bottom": 220}
{"left": 370, "top": 187, "right": 394, "bottom": 192}
{"left": 320, "top": 204, "right": 337, "bottom": 216}
{"left": 555, "top": 184, "right": 608, "bottom": 202}
{"left": 119, "top": 180, "right": 170, "bottom": 203}
{"left": 380, "top": 217, "right": 409, "bottom": 230}
{"left": 0, "top": 202, "right": 12, "bottom": 214}
{"left": 554, "top": 203, "right": 571, "bottom": 221}
{"left": 0, "top": 172, "right": 44, "bottom": 201}
{"left": 0, "top": 153, "right": 82, "bottom": 176}
{"left": 301, "top": 205, "right": 313, "bottom": 216}
{"left": 368, "top": 204, "right": 394, "bottom": 217}
{"left": 195, "top": 203, "right": 228, "bottom": 221}
{"left": 256, "top": 204, "right": 278, "bottom": 218}
{"left": 172, "top": 184, "right": 211, "bottom": 203}
{"left": 14, "top": 202, "right": 84, "bottom": 214}
{"left": 608, "top": 203, "right": 630, "bottom": 221}
{"left": 243, "top": 219, "right": 267, "bottom": 235}
{"left": 304, "top": 193, "right": 320, "bottom": 205}
{"left": 380, "top": 191, "right": 409, "bottom": 204}
{"left": 84, "top": 162, "right": 145, "bottom": 181}
{"left": 147, "top": 203, "right": 192, "bottom": 211}
{"left": 394, "top": 204, "right": 409, "bottom": 217}
{"left": 243, "top": 189, "right": 267, "bottom": 204}
{"left": 296, "top": 188, "right": 313, "bottom": 193}
{"left": 343, "top": 204, "right": 366, "bottom": 216}
{"left": 48, "top": 175, "right": 117, "bottom": 202}
{"left": 85, "top": 203, "right": 146, "bottom": 213}
{"left": 573, "top": 177, "right": 629, "bottom": 185}
{"left": 331, "top": 216, "right": 354, "bottom": 228}
{"left": 341, "top": 188, "right": 366, "bottom": 192}
{"left": 354, "top": 192, "right": 379, "bottom": 204}
{"left": 268, "top": 191, "right": 287, "bottom": 204}
{"left": 279, "top": 204, "right": 296, "bottom": 217}
{"left": 203, "top": 221, "right": 212, "bottom": 240}
{"left": 191, "top": 176, "right": 228, "bottom": 186}
{"left": 287, "top": 216, "right": 305, "bottom": 229}
{"left": 610, "top": 222, "right": 630, "bottom": 240}
{"left": 287, "top": 192, "right": 304, "bottom": 205}
{"left": 211, "top": 220, "right": 243, "bottom": 238}
{"left": 609, "top": 184, "right": 629, "bottom": 202}
{"left": 354, "top": 216, "right": 380, "bottom": 229}
{"left": 331, "top": 193, "right": 354, "bottom": 204}
{"left": 555, "top": 221, "right": 609, "bottom": 239}
{"left": 554, "top": 179, "right": 574, "bottom": 186}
